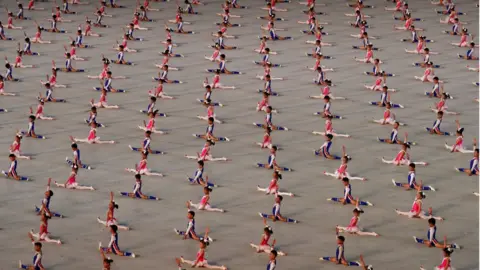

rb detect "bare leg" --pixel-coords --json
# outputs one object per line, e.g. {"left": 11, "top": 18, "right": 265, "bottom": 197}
{"left": 144, "top": 170, "right": 164, "bottom": 177}
{"left": 73, "top": 138, "right": 90, "bottom": 143}
{"left": 94, "top": 139, "right": 115, "bottom": 144}
{"left": 356, "top": 231, "right": 379, "bottom": 236}
{"left": 204, "top": 204, "right": 225, "bottom": 213}
{"left": 74, "top": 185, "right": 95, "bottom": 190}
{"left": 382, "top": 158, "right": 396, "bottom": 164}
{"left": 103, "top": 105, "right": 119, "bottom": 109}
{"left": 96, "top": 217, "right": 129, "bottom": 230}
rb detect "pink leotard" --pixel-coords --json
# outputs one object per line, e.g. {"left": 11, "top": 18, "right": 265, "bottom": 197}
{"left": 410, "top": 199, "right": 421, "bottom": 214}
{"left": 262, "top": 133, "right": 271, "bottom": 146}
{"left": 87, "top": 128, "right": 96, "bottom": 140}
{"left": 325, "top": 119, "right": 333, "bottom": 133}
{"left": 268, "top": 178, "right": 278, "bottom": 191}
{"left": 137, "top": 159, "right": 147, "bottom": 170}
{"left": 146, "top": 119, "right": 155, "bottom": 130}
{"left": 394, "top": 150, "right": 406, "bottom": 162}
{"left": 260, "top": 233, "right": 271, "bottom": 246}
{"left": 196, "top": 249, "right": 206, "bottom": 263}
{"left": 347, "top": 216, "right": 358, "bottom": 229}
{"left": 66, "top": 172, "right": 77, "bottom": 185}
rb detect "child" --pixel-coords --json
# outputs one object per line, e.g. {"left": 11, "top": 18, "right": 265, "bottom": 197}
{"left": 414, "top": 219, "right": 460, "bottom": 249}
{"left": 185, "top": 139, "right": 229, "bottom": 162}
{"left": 54, "top": 164, "right": 95, "bottom": 190}
{"left": 2, "top": 154, "right": 29, "bottom": 181}
{"left": 100, "top": 249, "right": 114, "bottom": 270}
{"left": 71, "top": 122, "right": 115, "bottom": 144}
{"left": 382, "top": 143, "right": 428, "bottom": 166}
{"left": 319, "top": 228, "right": 361, "bottom": 266}
{"left": 327, "top": 178, "right": 373, "bottom": 206}
{"left": 373, "top": 103, "right": 406, "bottom": 126}
{"left": 377, "top": 123, "right": 414, "bottom": 145}
{"left": 426, "top": 111, "right": 451, "bottom": 136}
{"left": 111, "top": 45, "right": 134, "bottom": 65}
{"left": 337, "top": 202, "right": 379, "bottom": 236}
{"left": 420, "top": 248, "right": 455, "bottom": 270}
{"left": 90, "top": 88, "right": 120, "bottom": 109}
{"left": 19, "top": 241, "right": 44, "bottom": 269}
{"left": 29, "top": 213, "right": 62, "bottom": 244}
{"left": 259, "top": 194, "right": 298, "bottom": 223}
{"left": 198, "top": 99, "right": 222, "bottom": 124}
{"left": 324, "top": 146, "right": 365, "bottom": 181}
{"left": 445, "top": 123, "right": 475, "bottom": 153}
{"left": 10, "top": 133, "right": 31, "bottom": 159}
{"left": 314, "top": 96, "right": 343, "bottom": 119}
{"left": 455, "top": 148, "right": 479, "bottom": 176}
{"left": 431, "top": 93, "right": 457, "bottom": 115}
{"left": 97, "top": 192, "right": 130, "bottom": 230}
{"left": 174, "top": 210, "right": 213, "bottom": 242}
{"left": 250, "top": 218, "right": 287, "bottom": 255}
{"left": 257, "top": 146, "right": 292, "bottom": 171}
{"left": 66, "top": 142, "right": 91, "bottom": 169}
{"left": 395, "top": 187, "right": 443, "bottom": 220}
{"left": 138, "top": 110, "right": 165, "bottom": 134}
{"left": 187, "top": 160, "right": 218, "bottom": 188}
{"left": 187, "top": 187, "right": 225, "bottom": 212}
{"left": 313, "top": 115, "right": 350, "bottom": 138}
{"left": 56, "top": 53, "right": 84, "bottom": 72}
{"left": 175, "top": 229, "right": 227, "bottom": 270}
{"left": 314, "top": 134, "right": 341, "bottom": 160}
{"left": 193, "top": 117, "right": 230, "bottom": 142}
{"left": 129, "top": 131, "right": 165, "bottom": 155}
{"left": 41, "top": 83, "right": 66, "bottom": 102}
{"left": 99, "top": 225, "right": 136, "bottom": 258}
{"left": 392, "top": 163, "right": 435, "bottom": 191}
{"left": 94, "top": 72, "right": 126, "bottom": 92}
{"left": 84, "top": 106, "right": 105, "bottom": 128}
{"left": 35, "top": 179, "right": 62, "bottom": 218}
{"left": 257, "top": 171, "right": 294, "bottom": 197}
{"left": 125, "top": 151, "right": 163, "bottom": 176}
{"left": 0, "top": 75, "right": 16, "bottom": 95}
{"left": 21, "top": 115, "right": 46, "bottom": 139}
{"left": 120, "top": 174, "right": 160, "bottom": 200}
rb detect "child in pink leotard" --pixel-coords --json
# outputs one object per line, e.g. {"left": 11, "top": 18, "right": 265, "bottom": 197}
{"left": 188, "top": 186, "right": 225, "bottom": 212}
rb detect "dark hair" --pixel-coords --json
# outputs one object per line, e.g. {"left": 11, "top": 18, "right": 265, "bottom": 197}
{"left": 409, "top": 163, "right": 416, "bottom": 168}
{"left": 9, "top": 154, "right": 15, "bottom": 158}
{"left": 338, "top": 236, "right": 345, "bottom": 241}
{"left": 34, "top": 242, "right": 42, "bottom": 248}
{"left": 326, "top": 134, "right": 333, "bottom": 140}
{"left": 110, "top": 225, "right": 118, "bottom": 232}
{"left": 270, "top": 250, "right": 278, "bottom": 256}
{"left": 428, "top": 218, "right": 436, "bottom": 225}
{"left": 271, "top": 146, "right": 277, "bottom": 151}
{"left": 443, "top": 247, "right": 453, "bottom": 256}
{"left": 135, "top": 174, "right": 141, "bottom": 180}
{"left": 353, "top": 208, "right": 364, "bottom": 214}
{"left": 71, "top": 143, "right": 78, "bottom": 149}
{"left": 188, "top": 210, "right": 195, "bottom": 217}
{"left": 342, "top": 177, "right": 349, "bottom": 182}
{"left": 198, "top": 160, "right": 204, "bottom": 166}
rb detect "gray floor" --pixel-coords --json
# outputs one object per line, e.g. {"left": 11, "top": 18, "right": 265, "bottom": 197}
{"left": 0, "top": 0, "right": 478, "bottom": 269}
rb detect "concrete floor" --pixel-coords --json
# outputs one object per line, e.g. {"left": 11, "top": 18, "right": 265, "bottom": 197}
{"left": 0, "top": 0, "right": 478, "bottom": 269}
